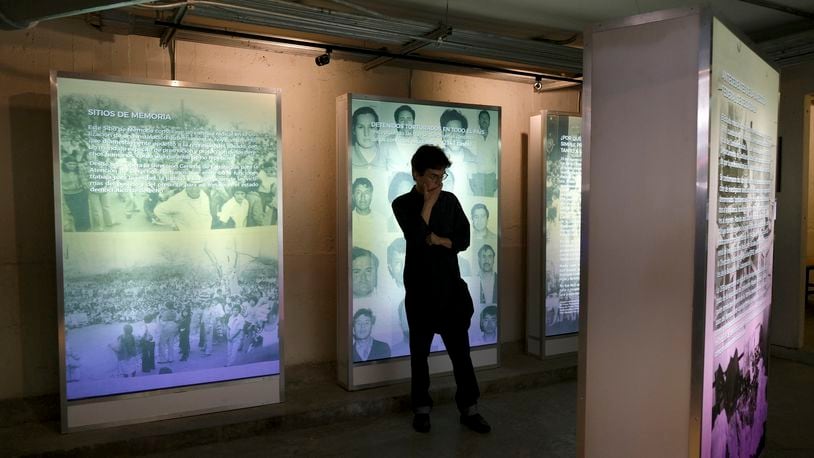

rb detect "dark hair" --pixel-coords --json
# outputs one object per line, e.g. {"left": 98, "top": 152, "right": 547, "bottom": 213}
{"left": 394, "top": 105, "right": 416, "bottom": 123}
{"left": 351, "top": 246, "right": 379, "bottom": 270}
{"left": 471, "top": 203, "right": 489, "bottom": 218}
{"left": 388, "top": 172, "right": 414, "bottom": 202}
{"left": 351, "top": 177, "right": 373, "bottom": 212}
{"left": 478, "top": 110, "right": 490, "bottom": 120}
{"left": 440, "top": 109, "right": 468, "bottom": 130}
{"left": 478, "top": 243, "right": 495, "bottom": 259}
{"left": 353, "top": 307, "right": 375, "bottom": 325}
{"left": 387, "top": 238, "right": 406, "bottom": 264}
{"left": 351, "top": 106, "right": 379, "bottom": 144}
{"left": 352, "top": 177, "right": 373, "bottom": 193}
{"left": 479, "top": 305, "right": 498, "bottom": 331}
{"left": 411, "top": 144, "right": 451, "bottom": 175}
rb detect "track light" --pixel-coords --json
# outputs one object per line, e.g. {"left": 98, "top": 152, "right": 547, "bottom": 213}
{"left": 533, "top": 76, "right": 543, "bottom": 93}
{"left": 315, "top": 48, "right": 332, "bottom": 66}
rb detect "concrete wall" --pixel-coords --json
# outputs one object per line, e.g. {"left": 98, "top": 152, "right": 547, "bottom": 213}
{"left": 772, "top": 61, "right": 814, "bottom": 349}
{"left": 0, "top": 19, "right": 579, "bottom": 399}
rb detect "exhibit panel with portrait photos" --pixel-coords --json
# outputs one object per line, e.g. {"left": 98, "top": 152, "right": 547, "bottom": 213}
{"left": 700, "top": 20, "right": 778, "bottom": 458}
{"left": 337, "top": 94, "right": 500, "bottom": 388}
{"left": 52, "top": 73, "right": 283, "bottom": 429}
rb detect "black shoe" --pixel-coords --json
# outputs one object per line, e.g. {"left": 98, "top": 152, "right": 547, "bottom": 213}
{"left": 412, "top": 413, "right": 431, "bottom": 433}
{"left": 460, "top": 413, "right": 491, "bottom": 434}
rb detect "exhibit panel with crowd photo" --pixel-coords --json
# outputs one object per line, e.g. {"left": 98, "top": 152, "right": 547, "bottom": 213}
{"left": 338, "top": 94, "right": 500, "bottom": 385}
{"left": 53, "top": 73, "right": 283, "bottom": 428}
{"left": 701, "top": 19, "right": 779, "bottom": 458}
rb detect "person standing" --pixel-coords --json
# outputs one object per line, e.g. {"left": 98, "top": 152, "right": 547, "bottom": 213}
{"left": 391, "top": 144, "right": 491, "bottom": 434}
{"left": 61, "top": 153, "right": 91, "bottom": 231}
{"left": 202, "top": 298, "right": 225, "bottom": 356}
{"left": 140, "top": 313, "right": 158, "bottom": 373}
{"left": 158, "top": 302, "right": 179, "bottom": 364}
{"left": 226, "top": 303, "right": 245, "bottom": 366}
{"left": 178, "top": 304, "right": 192, "bottom": 361}
{"left": 154, "top": 174, "right": 212, "bottom": 231}
{"left": 110, "top": 324, "right": 138, "bottom": 378}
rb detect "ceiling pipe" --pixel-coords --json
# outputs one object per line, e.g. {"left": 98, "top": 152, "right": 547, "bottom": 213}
{"left": 0, "top": 0, "right": 151, "bottom": 30}
{"left": 738, "top": 0, "right": 814, "bottom": 20}
{"left": 155, "top": 20, "right": 582, "bottom": 84}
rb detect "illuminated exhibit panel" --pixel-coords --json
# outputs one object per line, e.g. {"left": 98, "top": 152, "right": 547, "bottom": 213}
{"left": 54, "top": 74, "right": 283, "bottom": 428}
{"left": 701, "top": 19, "right": 779, "bottom": 458}
{"left": 339, "top": 94, "right": 500, "bottom": 388}
{"left": 544, "top": 114, "right": 582, "bottom": 337}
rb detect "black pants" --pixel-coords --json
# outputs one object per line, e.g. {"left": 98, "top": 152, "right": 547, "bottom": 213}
{"left": 179, "top": 329, "right": 190, "bottom": 359}
{"left": 410, "top": 326, "right": 480, "bottom": 414}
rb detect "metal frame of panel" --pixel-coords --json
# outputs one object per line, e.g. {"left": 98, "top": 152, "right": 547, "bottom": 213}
{"left": 51, "top": 71, "right": 285, "bottom": 431}
{"left": 337, "top": 93, "right": 501, "bottom": 390}
{"left": 527, "top": 110, "right": 581, "bottom": 358}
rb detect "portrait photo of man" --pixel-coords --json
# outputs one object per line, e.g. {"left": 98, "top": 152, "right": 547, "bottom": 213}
{"left": 478, "top": 305, "right": 498, "bottom": 344}
{"left": 352, "top": 247, "right": 378, "bottom": 298}
{"left": 471, "top": 110, "right": 498, "bottom": 196}
{"left": 471, "top": 203, "right": 497, "bottom": 259}
{"left": 351, "top": 106, "right": 384, "bottom": 170}
{"left": 352, "top": 308, "right": 392, "bottom": 362}
{"left": 477, "top": 244, "right": 497, "bottom": 305}
{"left": 384, "top": 104, "right": 418, "bottom": 171}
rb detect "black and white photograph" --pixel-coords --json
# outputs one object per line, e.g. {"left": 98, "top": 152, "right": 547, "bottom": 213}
{"left": 348, "top": 97, "right": 500, "bottom": 360}
{"left": 56, "top": 77, "right": 282, "bottom": 401}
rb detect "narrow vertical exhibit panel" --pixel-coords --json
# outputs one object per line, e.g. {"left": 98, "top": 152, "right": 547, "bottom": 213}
{"left": 527, "top": 111, "right": 582, "bottom": 357}
{"left": 700, "top": 19, "right": 779, "bottom": 458}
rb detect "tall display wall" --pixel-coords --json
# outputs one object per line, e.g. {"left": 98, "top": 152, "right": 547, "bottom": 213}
{"left": 52, "top": 73, "right": 284, "bottom": 430}
{"left": 527, "top": 112, "right": 582, "bottom": 357}
{"left": 336, "top": 93, "right": 500, "bottom": 389}
{"left": 579, "top": 9, "right": 778, "bottom": 458}
{"left": 701, "top": 19, "right": 778, "bottom": 458}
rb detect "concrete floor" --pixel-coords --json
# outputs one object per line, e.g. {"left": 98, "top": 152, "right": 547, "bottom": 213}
{"left": 3, "top": 346, "right": 812, "bottom": 457}
{"left": 148, "top": 381, "right": 577, "bottom": 458}
{"left": 146, "top": 356, "right": 814, "bottom": 458}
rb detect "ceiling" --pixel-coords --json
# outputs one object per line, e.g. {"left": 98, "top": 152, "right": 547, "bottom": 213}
{"left": 1, "top": 0, "right": 812, "bottom": 86}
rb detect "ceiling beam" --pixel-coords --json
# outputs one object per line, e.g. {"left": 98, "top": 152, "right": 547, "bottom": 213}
{"left": 739, "top": 0, "right": 814, "bottom": 20}
{"left": 155, "top": 20, "right": 582, "bottom": 83}
{"left": 0, "top": 0, "right": 150, "bottom": 30}
{"left": 363, "top": 24, "right": 452, "bottom": 71}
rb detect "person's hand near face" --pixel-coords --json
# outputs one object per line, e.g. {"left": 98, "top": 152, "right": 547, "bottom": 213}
{"left": 414, "top": 168, "right": 452, "bottom": 249}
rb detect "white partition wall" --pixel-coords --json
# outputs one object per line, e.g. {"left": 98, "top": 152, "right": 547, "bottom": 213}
{"left": 52, "top": 73, "right": 284, "bottom": 430}
{"left": 336, "top": 94, "right": 500, "bottom": 390}
{"left": 527, "top": 111, "right": 582, "bottom": 357}
{"left": 579, "top": 9, "right": 778, "bottom": 458}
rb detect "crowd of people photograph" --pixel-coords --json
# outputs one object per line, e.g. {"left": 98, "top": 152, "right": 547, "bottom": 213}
{"left": 64, "top": 260, "right": 280, "bottom": 398}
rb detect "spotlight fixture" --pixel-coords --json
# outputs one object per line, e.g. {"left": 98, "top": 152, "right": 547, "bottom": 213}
{"left": 533, "top": 76, "right": 543, "bottom": 93}
{"left": 315, "top": 48, "right": 332, "bottom": 66}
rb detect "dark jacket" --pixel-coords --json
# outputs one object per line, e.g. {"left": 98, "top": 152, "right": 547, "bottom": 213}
{"left": 392, "top": 188, "right": 473, "bottom": 333}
